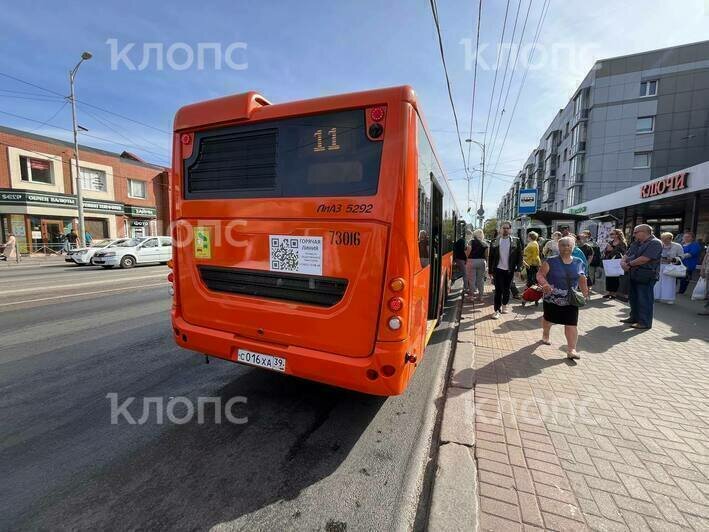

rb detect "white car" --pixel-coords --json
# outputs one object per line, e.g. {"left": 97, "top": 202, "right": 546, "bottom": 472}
{"left": 92, "top": 236, "right": 172, "bottom": 269}
{"left": 69, "top": 238, "right": 129, "bottom": 265}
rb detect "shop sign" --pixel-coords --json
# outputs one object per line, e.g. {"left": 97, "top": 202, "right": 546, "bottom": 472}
{"left": 640, "top": 172, "right": 688, "bottom": 199}
{"left": 131, "top": 220, "right": 150, "bottom": 227}
{"left": 124, "top": 205, "right": 157, "bottom": 218}
{"left": 568, "top": 206, "right": 587, "bottom": 214}
{"left": 0, "top": 189, "right": 125, "bottom": 214}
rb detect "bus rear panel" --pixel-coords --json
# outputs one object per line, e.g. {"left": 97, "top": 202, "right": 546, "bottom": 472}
{"left": 170, "top": 86, "right": 453, "bottom": 395}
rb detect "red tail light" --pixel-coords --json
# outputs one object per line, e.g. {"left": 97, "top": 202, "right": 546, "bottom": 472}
{"left": 388, "top": 297, "right": 404, "bottom": 312}
{"left": 370, "top": 106, "right": 385, "bottom": 122}
{"left": 167, "top": 272, "right": 174, "bottom": 283}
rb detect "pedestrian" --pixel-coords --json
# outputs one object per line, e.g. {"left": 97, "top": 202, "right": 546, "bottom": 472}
{"left": 454, "top": 233, "right": 468, "bottom": 295}
{"left": 621, "top": 224, "right": 662, "bottom": 330}
{"left": 559, "top": 224, "right": 571, "bottom": 238}
{"left": 0, "top": 232, "right": 19, "bottom": 262}
{"left": 465, "top": 229, "right": 488, "bottom": 301}
{"left": 537, "top": 236, "right": 589, "bottom": 359}
{"left": 603, "top": 229, "right": 627, "bottom": 299}
{"left": 654, "top": 232, "right": 684, "bottom": 304}
{"left": 698, "top": 245, "right": 709, "bottom": 316}
{"left": 569, "top": 234, "right": 589, "bottom": 277}
{"left": 543, "top": 231, "right": 561, "bottom": 259}
{"left": 85, "top": 231, "right": 93, "bottom": 246}
{"left": 66, "top": 230, "right": 79, "bottom": 249}
{"left": 522, "top": 231, "right": 542, "bottom": 307}
{"left": 488, "top": 220, "right": 523, "bottom": 319}
{"left": 578, "top": 231, "right": 596, "bottom": 288}
{"left": 678, "top": 231, "right": 702, "bottom": 295}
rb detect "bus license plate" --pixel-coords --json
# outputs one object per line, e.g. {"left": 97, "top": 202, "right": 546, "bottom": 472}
{"left": 236, "top": 349, "right": 286, "bottom": 372}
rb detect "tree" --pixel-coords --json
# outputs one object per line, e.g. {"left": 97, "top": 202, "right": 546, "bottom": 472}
{"left": 483, "top": 218, "right": 498, "bottom": 240}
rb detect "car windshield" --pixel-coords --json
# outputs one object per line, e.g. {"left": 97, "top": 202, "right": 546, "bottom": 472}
{"left": 90, "top": 239, "right": 113, "bottom": 248}
{"left": 116, "top": 238, "right": 145, "bottom": 247}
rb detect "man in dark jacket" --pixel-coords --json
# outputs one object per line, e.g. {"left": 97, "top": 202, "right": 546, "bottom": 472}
{"left": 488, "top": 221, "right": 523, "bottom": 318}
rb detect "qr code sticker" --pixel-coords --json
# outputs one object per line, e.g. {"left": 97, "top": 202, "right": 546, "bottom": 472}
{"left": 271, "top": 240, "right": 299, "bottom": 272}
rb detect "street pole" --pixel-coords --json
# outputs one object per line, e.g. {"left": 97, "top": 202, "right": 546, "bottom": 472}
{"left": 68, "top": 52, "right": 92, "bottom": 248}
{"left": 465, "top": 138, "right": 486, "bottom": 229}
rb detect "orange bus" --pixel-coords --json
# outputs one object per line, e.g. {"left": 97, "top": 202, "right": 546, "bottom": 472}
{"left": 170, "top": 86, "right": 463, "bottom": 395}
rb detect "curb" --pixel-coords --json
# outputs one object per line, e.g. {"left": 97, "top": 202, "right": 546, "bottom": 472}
{"left": 426, "top": 299, "right": 478, "bottom": 532}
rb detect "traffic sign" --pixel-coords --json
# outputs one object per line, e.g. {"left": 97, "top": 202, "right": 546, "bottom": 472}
{"left": 518, "top": 188, "right": 537, "bottom": 215}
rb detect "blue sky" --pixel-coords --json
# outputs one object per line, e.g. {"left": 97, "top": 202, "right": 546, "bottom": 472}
{"left": 1, "top": 0, "right": 708, "bottom": 220}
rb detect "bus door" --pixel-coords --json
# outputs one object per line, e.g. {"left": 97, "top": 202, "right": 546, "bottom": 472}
{"left": 428, "top": 180, "right": 443, "bottom": 319}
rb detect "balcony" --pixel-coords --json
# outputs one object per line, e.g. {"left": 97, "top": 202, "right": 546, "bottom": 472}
{"left": 571, "top": 141, "right": 586, "bottom": 157}
{"left": 573, "top": 108, "right": 589, "bottom": 124}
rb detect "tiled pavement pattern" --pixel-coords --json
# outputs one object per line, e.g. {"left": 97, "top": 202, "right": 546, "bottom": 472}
{"left": 461, "top": 289, "right": 709, "bottom": 531}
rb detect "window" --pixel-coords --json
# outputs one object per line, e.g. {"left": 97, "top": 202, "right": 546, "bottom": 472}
{"left": 184, "top": 109, "right": 382, "bottom": 199}
{"left": 636, "top": 116, "right": 655, "bottom": 133}
{"left": 566, "top": 186, "right": 581, "bottom": 207}
{"left": 640, "top": 80, "right": 658, "bottom": 97}
{"left": 79, "top": 167, "right": 107, "bottom": 192}
{"left": 19, "top": 156, "right": 53, "bottom": 184}
{"left": 141, "top": 238, "right": 158, "bottom": 248}
{"left": 161, "top": 237, "right": 172, "bottom": 247}
{"left": 633, "top": 151, "right": 652, "bottom": 168}
{"left": 417, "top": 118, "right": 433, "bottom": 267}
{"left": 128, "top": 179, "right": 147, "bottom": 199}
{"left": 565, "top": 122, "right": 570, "bottom": 137}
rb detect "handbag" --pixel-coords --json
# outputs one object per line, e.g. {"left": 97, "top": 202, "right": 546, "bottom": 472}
{"left": 692, "top": 277, "right": 707, "bottom": 301}
{"left": 565, "top": 269, "right": 586, "bottom": 307}
{"left": 663, "top": 259, "right": 687, "bottom": 279}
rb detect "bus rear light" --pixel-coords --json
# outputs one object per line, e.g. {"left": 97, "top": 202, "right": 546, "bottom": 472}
{"left": 390, "top": 278, "right": 405, "bottom": 292}
{"left": 167, "top": 272, "right": 174, "bottom": 283}
{"left": 388, "top": 297, "right": 404, "bottom": 312}
{"left": 370, "top": 107, "right": 385, "bottom": 122}
{"left": 180, "top": 133, "right": 192, "bottom": 145}
{"left": 381, "top": 365, "right": 395, "bottom": 377}
{"left": 366, "top": 369, "right": 379, "bottom": 380}
{"left": 167, "top": 259, "right": 174, "bottom": 269}
{"left": 388, "top": 316, "right": 402, "bottom": 330}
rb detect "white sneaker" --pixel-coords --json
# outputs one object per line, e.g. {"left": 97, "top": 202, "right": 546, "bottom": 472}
{"left": 492, "top": 311, "right": 501, "bottom": 320}
{"left": 501, "top": 305, "right": 509, "bottom": 314}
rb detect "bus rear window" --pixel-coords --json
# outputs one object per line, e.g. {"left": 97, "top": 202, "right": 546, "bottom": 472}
{"left": 184, "top": 109, "right": 382, "bottom": 199}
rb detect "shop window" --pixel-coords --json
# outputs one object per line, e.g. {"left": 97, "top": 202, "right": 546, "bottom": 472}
{"left": 636, "top": 116, "right": 654, "bottom": 133}
{"left": 128, "top": 179, "right": 147, "bottom": 199}
{"left": 633, "top": 151, "right": 652, "bottom": 168}
{"left": 640, "top": 80, "right": 658, "bottom": 97}
{"left": 80, "top": 167, "right": 108, "bottom": 192}
{"left": 20, "top": 156, "right": 53, "bottom": 184}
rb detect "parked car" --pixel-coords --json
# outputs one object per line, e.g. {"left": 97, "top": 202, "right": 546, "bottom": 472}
{"left": 69, "top": 238, "right": 129, "bottom": 265}
{"left": 92, "top": 237, "right": 172, "bottom": 269}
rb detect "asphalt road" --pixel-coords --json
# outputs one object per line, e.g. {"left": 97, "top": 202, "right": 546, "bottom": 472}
{"left": 0, "top": 260, "right": 459, "bottom": 531}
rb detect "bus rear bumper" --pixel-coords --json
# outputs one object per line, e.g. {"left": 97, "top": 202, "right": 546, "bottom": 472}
{"left": 171, "top": 313, "right": 414, "bottom": 396}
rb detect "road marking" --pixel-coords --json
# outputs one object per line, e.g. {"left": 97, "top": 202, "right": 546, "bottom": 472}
{"left": 0, "top": 282, "right": 168, "bottom": 307}
{"left": 0, "top": 274, "right": 166, "bottom": 295}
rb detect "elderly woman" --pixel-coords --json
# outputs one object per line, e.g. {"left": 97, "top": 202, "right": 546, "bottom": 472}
{"left": 536, "top": 236, "right": 589, "bottom": 360}
{"left": 543, "top": 231, "right": 561, "bottom": 259}
{"left": 603, "top": 229, "right": 627, "bottom": 299}
{"left": 465, "top": 229, "right": 489, "bottom": 301}
{"left": 654, "top": 232, "right": 684, "bottom": 304}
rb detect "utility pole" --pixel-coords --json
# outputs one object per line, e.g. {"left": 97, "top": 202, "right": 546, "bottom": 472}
{"left": 465, "top": 138, "right": 486, "bottom": 228}
{"left": 69, "top": 51, "right": 92, "bottom": 247}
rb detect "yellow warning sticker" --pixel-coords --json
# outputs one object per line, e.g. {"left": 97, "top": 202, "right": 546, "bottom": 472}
{"left": 194, "top": 227, "right": 211, "bottom": 259}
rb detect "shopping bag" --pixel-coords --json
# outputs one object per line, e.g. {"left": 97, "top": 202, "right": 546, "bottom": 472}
{"left": 663, "top": 260, "right": 687, "bottom": 279}
{"left": 522, "top": 286, "right": 543, "bottom": 302}
{"left": 691, "top": 278, "right": 706, "bottom": 301}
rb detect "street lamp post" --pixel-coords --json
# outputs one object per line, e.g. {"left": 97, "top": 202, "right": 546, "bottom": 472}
{"left": 69, "top": 51, "right": 92, "bottom": 247}
{"left": 465, "top": 138, "right": 485, "bottom": 228}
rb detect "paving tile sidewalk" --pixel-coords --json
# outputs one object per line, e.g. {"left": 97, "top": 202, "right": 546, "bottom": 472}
{"left": 461, "top": 285, "right": 709, "bottom": 531}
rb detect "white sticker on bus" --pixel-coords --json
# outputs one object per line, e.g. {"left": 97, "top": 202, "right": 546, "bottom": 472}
{"left": 269, "top": 235, "right": 323, "bottom": 276}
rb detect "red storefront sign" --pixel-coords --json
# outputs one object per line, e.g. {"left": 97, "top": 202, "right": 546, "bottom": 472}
{"left": 640, "top": 172, "right": 688, "bottom": 199}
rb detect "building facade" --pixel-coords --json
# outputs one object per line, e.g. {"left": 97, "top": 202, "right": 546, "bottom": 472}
{"left": 0, "top": 125, "right": 169, "bottom": 253}
{"left": 497, "top": 40, "right": 709, "bottom": 235}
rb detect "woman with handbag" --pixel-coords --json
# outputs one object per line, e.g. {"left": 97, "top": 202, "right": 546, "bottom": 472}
{"left": 654, "top": 232, "right": 685, "bottom": 304}
{"left": 603, "top": 229, "right": 627, "bottom": 299}
{"left": 536, "top": 236, "right": 589, "bottom": 360}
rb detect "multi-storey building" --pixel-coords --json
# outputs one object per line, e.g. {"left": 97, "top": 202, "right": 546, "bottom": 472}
{"left": 0, "top": 125, "right": 169, "bottom": 253}
{"left": 497, "top": 40, "right": 709, "bottom": 238}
